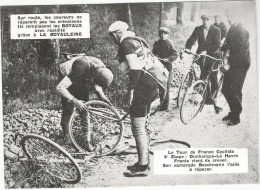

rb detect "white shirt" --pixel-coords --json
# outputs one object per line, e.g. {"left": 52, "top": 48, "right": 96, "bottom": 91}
{"left": 204, "top": 28, "right": 209, "bottom": 40}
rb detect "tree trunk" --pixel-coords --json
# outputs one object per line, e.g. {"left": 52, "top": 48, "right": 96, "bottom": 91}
{"left": 159, "top": 3, "right": 164, "bottom": 28}
{"left": 176, "top": 2, "right": 183, "bottom": 25}
{"left": 190, "top": 4, "right": 197, "bottom": 22}
{"left": 126, "top": 4, "right": 134, "bottom": 30}
{"left": 39, "top": 40, "right": 51, "bottom": 68}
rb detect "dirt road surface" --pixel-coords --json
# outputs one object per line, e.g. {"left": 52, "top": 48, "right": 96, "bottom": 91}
{"left": 68, "top": 37, "right": 259, "bottom": 188}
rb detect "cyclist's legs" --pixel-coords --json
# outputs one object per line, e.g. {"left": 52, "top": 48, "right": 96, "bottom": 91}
{"left": 61, "top": 98, "right": 74, "bottom": 141}
{"left": 130, "top": 72, "right": 158, "bottom": 166}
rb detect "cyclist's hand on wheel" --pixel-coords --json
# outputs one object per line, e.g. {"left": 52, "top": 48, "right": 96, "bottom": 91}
{"left": 71, "top": 98, "right": 88, "bottom": 112}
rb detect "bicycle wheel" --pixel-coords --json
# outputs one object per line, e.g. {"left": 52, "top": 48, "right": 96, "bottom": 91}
{"left": 177, "top": 71, "right": 194, "bottom": 108}
{"left": 213, "top": 75, "right": 227, "bottom": 109}
{"left": 69, "top": 100, "right": 124, "bottom": 157}
{"left": 20, "top": 134, "right": 82, "bottom": 184}
{"left": 180, "top": 80, "right": 207, "bottom": 124}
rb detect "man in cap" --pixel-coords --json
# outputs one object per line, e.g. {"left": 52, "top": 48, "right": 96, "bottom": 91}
{"left": 108, "top": 21, "right": 166, "bottom": 177}
{"left": 185, "top": 14, "right": 222, "bottom": 113}
{"left": 214, "top": 15, "right": 228, "bottom": 46}
{"left": 220, "top": 10, "right": 250, "bottom": 126}
{"left": 56, "top": 56, "right": 113, "bottom": 150}
{"left": 153, "top": 27, "right": 178, "bottom": 111}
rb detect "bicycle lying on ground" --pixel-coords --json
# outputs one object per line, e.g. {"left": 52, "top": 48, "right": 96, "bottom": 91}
{"left": 180, "top": 52, "right": 228, "bottom": 124}
{"left": 20, "top": 133, "right": 82, "bottom": 184}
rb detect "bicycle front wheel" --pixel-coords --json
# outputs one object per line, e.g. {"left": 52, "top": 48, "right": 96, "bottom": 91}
{"left": 20, "top": 134, "right": 82, "bottom": 184}
{"left": 177, "top": 71, "right": 194, "bottom": 108}
{"left": 69, "top": 100, "right": 124, "bottom": 157}
{"left": 180, "top": 80, "right": 207, "bottom": 124}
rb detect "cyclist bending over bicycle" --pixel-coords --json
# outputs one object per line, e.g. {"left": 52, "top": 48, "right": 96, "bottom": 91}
{"left": 185, "top": 14, "right": 222, "bottom": 113}
{"left": 56, "top": 54, "right": 113, "bottom": 150}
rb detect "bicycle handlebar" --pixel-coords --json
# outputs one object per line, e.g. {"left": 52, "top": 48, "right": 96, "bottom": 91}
{"left": 184, "top": 51, "right": 223, "bottom": 62}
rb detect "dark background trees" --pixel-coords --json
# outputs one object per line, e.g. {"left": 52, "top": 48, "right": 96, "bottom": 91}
{"left": 1, "top": 2, "right": 193, "bottom": 114}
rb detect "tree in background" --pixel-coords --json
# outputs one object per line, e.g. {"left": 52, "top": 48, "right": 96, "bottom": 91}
{"left": 159, "top": 3, "right": 164, "bottom": 29}
{"left": 126, "top": 4, "right": 134, "bottom": 30}
{"left": 176, "top": 2, "right": 183, "bottom": 25}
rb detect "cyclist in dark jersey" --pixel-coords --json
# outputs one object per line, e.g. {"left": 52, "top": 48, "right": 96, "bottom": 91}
{"left": 57, "top": 56, "right": 113, "bottom": 150}
{"left": 109, "top": 21, "right": 165, "bottom": 177}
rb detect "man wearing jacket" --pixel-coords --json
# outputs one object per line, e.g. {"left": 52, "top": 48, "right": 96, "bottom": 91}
{"left": 185, "top": 14, "right": 222, "bottom": 113}
{"left": 214, "top": 15, "right": 228, "bottom": 46}
{"left": 221, "top": 12, "right": 250, "bottom": 126}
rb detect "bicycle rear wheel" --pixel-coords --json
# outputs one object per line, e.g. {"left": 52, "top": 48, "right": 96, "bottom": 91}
{"left": 69, "top": 100, "right": 124, "bottom": 157}
{"left": 180, "top": 80, "right": 207, "bottom": 124}
{"left": 20, "top": 134, "right": 82, "bottom": 184}
{"left": 177, "top": 71, "right": 194, "bottom": 108}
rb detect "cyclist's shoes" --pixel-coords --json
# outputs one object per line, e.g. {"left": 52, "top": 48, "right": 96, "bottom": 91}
{"left": 127, "top": 163, "right": 150, "bottom": 171}
{"left": 124, "top": 164, "right": 149, "bottom": 177}
{"left": 85, "top": 141, "right": 94, "bottom": 152}
{"left": 222, "top": 112, "right": 233, "bottom": 121}
{"left": 214, "top": 106, "right": 223, "bottom": 114}
{"left": 227, "top": 117, "right": 240, "bottom": 126}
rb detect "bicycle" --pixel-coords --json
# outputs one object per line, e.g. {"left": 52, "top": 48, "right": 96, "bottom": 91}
{"left": 176, "top": 52, "right": 201, "bottom": 108}
{"left": 68, "top": 100, "right": 131, "bottom": 157}
{"left": 68, "top": 100, "right": 191, "bottom": 157}
{"left": 180, "top": 53, "right": 228, "bottom": 124}
{"left": 19, "top": 133, "right": 82, "bottom": 184}
{"left": 62, "top": 53, "right": 190, "bottom": 156}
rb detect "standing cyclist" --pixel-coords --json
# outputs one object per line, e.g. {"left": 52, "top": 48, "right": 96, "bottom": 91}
{"left": 185, "top": 14, "right": 222, "bottom": 113}
{"left": 108, "top": 21, "right": 168, "bottom": 177}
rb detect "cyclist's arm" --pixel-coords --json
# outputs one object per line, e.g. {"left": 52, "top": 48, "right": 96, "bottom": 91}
{"left": 126, "top": 54, "right": 143, "bottom": 89}
{"left": 56, "top": 76, "right": 87, "bottom": 111}
{"left": 168, "top": 43, "right": 178, "bottom": 62}
{"left": 56, "top": 76, "right": 74, "bottom": 101}
{"left": 185, "top": 27, "right": 199, "bottom": 50}
{"left": 93, "top": 84, "right": 112, "bottom": 105}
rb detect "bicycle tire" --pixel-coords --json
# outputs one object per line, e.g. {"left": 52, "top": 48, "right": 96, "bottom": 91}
{"left": 213, "top": 75, "right": 227, "bottom": 109}
{"left": 69, "top": 100, "right": 124, "bottom": 157}
{"left": 180, "top": 80, "right": 207, "bottom": 124}
{"left": 20, "top": 134, "right": 82, "bottom": 184}
{"left": 177, "top": 71, "right": 194, "bottom": 108}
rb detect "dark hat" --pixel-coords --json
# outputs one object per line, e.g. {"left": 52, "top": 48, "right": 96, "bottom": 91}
{"left": 201, "top": 15, "right": 212, "bottom": 20}
{"left": 159, "top": 27, "right": 170, "bottom": 34}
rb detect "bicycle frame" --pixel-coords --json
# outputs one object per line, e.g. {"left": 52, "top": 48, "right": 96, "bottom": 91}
{"left": 197, "top": 55, "right": 224, "bottom": 109}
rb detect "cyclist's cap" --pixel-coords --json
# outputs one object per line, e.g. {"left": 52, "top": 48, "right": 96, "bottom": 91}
{"left": 95, "top": 68, "right": 114, "bottom": 87}
{"left": 201, "top": 15, "right": 212, "bottom": 20}
{"left": 108, "top": 21, "right": 129, "bottom": 33}
{"left": 159, "top": 27, "right": 170, "bottom": 34}
{"left": 214, "top": 15, "right": 221, "bottom": 18}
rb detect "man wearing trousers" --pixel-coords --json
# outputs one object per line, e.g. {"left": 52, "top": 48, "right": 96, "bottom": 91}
{"left": 221, "top": 12, "right": 250, "bottom": 126}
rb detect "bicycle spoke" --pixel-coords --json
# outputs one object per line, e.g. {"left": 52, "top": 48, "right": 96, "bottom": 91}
{"left": 21, "top": 134, "right": 81, "bottom": 184}
{"left": 69, "top": 101, "right": 123, "bottom": 156}
{"left": 180, "top": 81, "right": 206, "bottom": 124}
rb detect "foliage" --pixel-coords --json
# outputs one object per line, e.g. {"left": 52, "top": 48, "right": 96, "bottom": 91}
{"left": 2, "top": 3, "right": 191, "bottom": 114}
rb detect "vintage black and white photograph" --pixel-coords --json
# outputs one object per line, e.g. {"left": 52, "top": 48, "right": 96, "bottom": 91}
{"left": 0, "top": 0, "right": 259, "bottom": 189}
